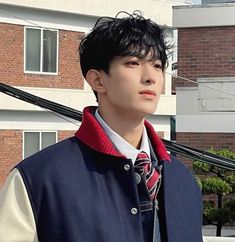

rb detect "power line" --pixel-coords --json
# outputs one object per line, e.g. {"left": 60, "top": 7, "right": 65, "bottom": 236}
{"left": 0, "top": 7, "right": 84, "bottom": 41}
{"left": 167, "top": 72, "right": 235, "bottom": 97}
{"left": 46, "top": 109, "right": 80, "bottom": 127}
{"left": 1, "top": 82, "right": 234, "bottom": 170}
{"left": 0, "top": 9, "right": 51, "bottom": 30}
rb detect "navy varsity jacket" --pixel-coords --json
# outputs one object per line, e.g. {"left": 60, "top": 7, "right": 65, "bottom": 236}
{"left": 16, "top": 106, "right": 203, "bottom": 242}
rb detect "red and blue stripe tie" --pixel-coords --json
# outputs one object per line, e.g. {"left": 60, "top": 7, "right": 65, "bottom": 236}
{"left": 135, "top": 151, "right": 160, "bottom": 201}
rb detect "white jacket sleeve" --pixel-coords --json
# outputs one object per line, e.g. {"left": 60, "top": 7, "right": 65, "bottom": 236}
{"left": 0, "top": 168, "right": 38, "bottom": 242}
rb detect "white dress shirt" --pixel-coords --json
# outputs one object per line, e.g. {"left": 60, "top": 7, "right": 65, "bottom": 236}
{"left": 95, "top": 109, "right": 150, "bottom": 163}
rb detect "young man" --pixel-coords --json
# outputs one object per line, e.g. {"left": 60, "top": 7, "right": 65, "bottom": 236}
{"left": 0, "top": 12, "right": 203, "bottom": 242}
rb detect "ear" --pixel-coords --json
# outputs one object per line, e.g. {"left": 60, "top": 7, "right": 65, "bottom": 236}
{"left": 85, "top": 69, "right": 106, "bottom": 94}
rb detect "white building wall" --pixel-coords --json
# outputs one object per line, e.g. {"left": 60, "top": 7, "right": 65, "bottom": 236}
{"left": 0, "top": 110, "right": 80, "bottom": 130}
{"left": 173, "top": 3, "right": 235, "bottom": 28}
{"left": 147, "top": 115, "right": 171, "bottom": 140}
{"left": 0, "top": 3, "right": 97, "bottom": 33}
{"left": 0, "top": 0, "right": 191, "bottom": 26}
{"left": 176, "top": 84, "right": 235, "bottom": 133}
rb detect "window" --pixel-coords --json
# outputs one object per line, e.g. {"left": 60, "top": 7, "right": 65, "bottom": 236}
{"left": 23, "top": 131, "right": 57, "bottom": 158}
{"left": 24, "top": 27, "right": 58, "bottom": 74}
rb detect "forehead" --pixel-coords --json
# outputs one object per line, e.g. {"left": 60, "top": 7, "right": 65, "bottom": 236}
{"left": 124, "top": 45, "right": 161, "bottom": 60}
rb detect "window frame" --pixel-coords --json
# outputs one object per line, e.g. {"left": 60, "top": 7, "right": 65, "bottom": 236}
{"left": 23, "top": 130, "right": 58, "bottom": 159}
{"left": 24, "top": 26, "right": 59, "bottom": 75}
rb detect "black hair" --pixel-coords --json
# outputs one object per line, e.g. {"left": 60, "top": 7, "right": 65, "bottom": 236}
{"left": 79, "top": 11, "right": 171, "bottom": 99}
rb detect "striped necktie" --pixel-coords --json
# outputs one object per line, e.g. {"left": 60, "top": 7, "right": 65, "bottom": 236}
{"left": 135, "top": 151, "right": 160, "bottom": 201}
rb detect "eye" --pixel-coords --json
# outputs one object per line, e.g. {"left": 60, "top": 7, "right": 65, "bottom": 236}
{"left": 153, "top": 62, "right": 162, "bottom": 70}
{"left": 125, "top": 60, "right": 140, "bottom": 66}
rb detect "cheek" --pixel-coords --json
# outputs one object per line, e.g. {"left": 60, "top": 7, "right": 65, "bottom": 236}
{"left": 111, "top": 75, "right": 135, "bottom": 92}
{"left": 158, "top": 78, "right": 165, "bottom": 93}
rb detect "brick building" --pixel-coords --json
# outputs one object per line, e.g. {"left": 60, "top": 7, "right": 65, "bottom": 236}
{"left": 173, "top": 3, "right": 235, "bottom": 167}
{"left": 0, "top": 3, "right": 99, "bottom": 187}
{"left": 0, "top": 0, "right": 190, "bottom": 187}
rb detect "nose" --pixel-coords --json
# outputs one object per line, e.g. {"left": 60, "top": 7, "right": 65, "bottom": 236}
{"left": 141, "top": 63, "right": 156, "bottom": 85}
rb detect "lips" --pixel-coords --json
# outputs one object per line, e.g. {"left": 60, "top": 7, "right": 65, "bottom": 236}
{"left": 139, "top": 90, "right": 156, "bottom": 96}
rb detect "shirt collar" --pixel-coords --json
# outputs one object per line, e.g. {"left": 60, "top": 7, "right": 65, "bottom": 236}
{"left": 95, "top": 109, "right": 150, "bottom": 164}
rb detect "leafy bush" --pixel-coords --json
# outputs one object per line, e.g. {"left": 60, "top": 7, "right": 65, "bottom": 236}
{"left": 193, "top": 148, "right": 235, "bottom": 236}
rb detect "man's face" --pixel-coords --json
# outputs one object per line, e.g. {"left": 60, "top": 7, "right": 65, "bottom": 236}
{"left": 99, "top": 55, "right": 164, "bottom": 120}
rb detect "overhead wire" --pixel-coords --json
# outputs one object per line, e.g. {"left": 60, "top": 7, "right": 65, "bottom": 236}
{"left": 0, "top": 83, "right": 81, "bottom": 126}
{"left": 0, "top": 82, "right": 234, "bottom": 171}
{"left": 0, "top": 8, "right": 50, "bottom": 30}
{"left": 167, "top": 72, "right": 235, "bottom": 97}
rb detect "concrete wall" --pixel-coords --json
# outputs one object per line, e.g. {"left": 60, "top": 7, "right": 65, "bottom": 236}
{"left": 0, "top": 0, "right": 191, "bottom": 26}
{"left": 173, "top": 4, "right": 235, "bottom": 28}
{"left": 202, "top": 0, "right": 235, "bottom": 3}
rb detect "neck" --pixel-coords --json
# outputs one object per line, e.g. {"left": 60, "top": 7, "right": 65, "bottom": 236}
{"left": 98, "top": 106, "right": 145, "bottom": 149}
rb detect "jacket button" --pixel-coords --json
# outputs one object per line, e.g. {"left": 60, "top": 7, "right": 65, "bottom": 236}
{"left": 124, "top": 164, "right": 130, "bottom": 171}
{"left": 135, "top": 172, "right": 141, "bottom": 184}
{"left": 131, "top": 208, "right": 138, "bottom": 215}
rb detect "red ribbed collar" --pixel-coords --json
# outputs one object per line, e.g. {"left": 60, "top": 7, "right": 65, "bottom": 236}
{"left": 75, "top": 106, "right": 171, "bottom": 161}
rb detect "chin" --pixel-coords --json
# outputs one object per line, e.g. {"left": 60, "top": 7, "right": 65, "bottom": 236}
{"left": 137, "top": 106, "right": 157, "bottom": 118}
{"left": 137, "top": 101, "right": 158, "bottom": 115}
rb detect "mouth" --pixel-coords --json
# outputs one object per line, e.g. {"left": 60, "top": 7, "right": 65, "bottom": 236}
{"left": 139, "top": 90, "right": 156, "bottom": 97}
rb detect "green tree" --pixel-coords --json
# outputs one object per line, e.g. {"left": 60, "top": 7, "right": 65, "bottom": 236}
{"left": 193, "top": 148, "right": 235, "bottom": 236}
